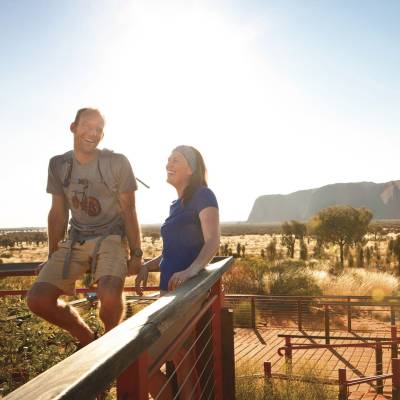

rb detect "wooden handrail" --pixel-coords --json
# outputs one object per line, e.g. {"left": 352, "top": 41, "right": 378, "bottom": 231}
{"left": 277, "top": 340, "right": 400, "bottom": 357}
{"left": 345, "top": 373, "right": 393, "bottom": 387}
{"left": 225, "top": 294, "right": 400, "bottom": 301}
{"left": 0, "top": 262, "right": 41, "bottom": 277}
{"left": 278, "top": 334, "right": 392, "bottom": 341}
{"left": 5, "top": 256, "right": 234, "bottom": 400}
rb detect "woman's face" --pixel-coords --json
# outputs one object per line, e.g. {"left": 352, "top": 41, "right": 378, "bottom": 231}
{"left": 166, "top": 151, "right": 193, "bottom": 188}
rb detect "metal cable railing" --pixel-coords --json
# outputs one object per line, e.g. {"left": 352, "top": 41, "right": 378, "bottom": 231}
{"left": 3, "top": 257, "right": 235, "bottom": 400}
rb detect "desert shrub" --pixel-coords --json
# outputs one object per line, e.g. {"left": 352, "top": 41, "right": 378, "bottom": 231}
{"left": 223, "top": 259, "right": 270, "bottom": 294}
{"left": 314, "top": 269, "right": 398, "bottom": 297}
{"left": 269, "top": 260, "right": 307, "bottom": 273}
{"left": 299, "top": 240, "right": 308, "bottom": 261}
{"left": 0, "top": 294, "right": 102, "bottom": 395}
{"left": 268, "top": 270, "right": 322, "bottom": 296}
{"left": 0, "top": 252, "right": 12, "bottom": 258}
{"left": 347, "top": 253, "right": 354, "bottom": 268}
{"left": 236, "top": 362, "right": 337, "bottom": 400}
{"left": 266, "top": 239, "right": 277, "bottom": 261}
{"left": 266, "top": 261, "right": 322, "bottom": 296}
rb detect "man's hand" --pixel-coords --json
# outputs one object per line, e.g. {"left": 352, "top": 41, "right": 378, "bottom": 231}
{"left": 127, "top": 257, "right": 143, "bottom": 276}
{"left": 134, "top": 265, "right": 149, "bottom": 296}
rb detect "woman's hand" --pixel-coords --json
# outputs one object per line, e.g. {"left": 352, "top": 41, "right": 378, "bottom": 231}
{"left": 168, "top": 268, "right": 197, "bottom": 291}
{"left": 134, "top": 265, "right": 149, "bottom": 296}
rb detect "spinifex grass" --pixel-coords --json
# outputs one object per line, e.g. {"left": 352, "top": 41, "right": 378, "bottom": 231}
{"left": 236, "top": 361, "right": 337, "bottom": 400}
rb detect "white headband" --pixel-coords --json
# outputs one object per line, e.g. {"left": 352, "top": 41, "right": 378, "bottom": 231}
{"left": 173, "top": 145, "right": 197, "bottom": 172}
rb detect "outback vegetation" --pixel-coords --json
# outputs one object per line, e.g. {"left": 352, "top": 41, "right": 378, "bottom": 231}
{"left": 2, "top": 207, "right": 400, "bottom": 396}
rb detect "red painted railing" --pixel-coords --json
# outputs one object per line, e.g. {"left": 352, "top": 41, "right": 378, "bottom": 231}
{"left": 2, "top": 257, "right": 234, "bottom": 400}
{"left": 273, "top": 326, "right": 400, "bottom": 399}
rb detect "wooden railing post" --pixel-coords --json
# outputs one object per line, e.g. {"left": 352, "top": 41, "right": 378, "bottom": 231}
{"left": 117, "top": 352, "right": 149, "bottom": 400}
{"left": 221, "top": 308, "right": 235, "bottom": 400}
{"left": 263, "top": 361, "right": 273, "bottom": 398}
{"left": 211, "top": 279, "right": 224, "bottom": 400}
{"left": 392, "top": 326, "right": 398, "bottom": 360}
{"left": 347, "top": 297, "right": 352, "bottom": 332}
{"left": 391, "top": 306, "right": 396, "bottom": 326}
{"left": 251, "top": 297, "right": 256, "bottom": 329}
{"left": 324, "top": 305, "right": 330, "bottom": 344}
{"left": 392, "top": 358, "right": 400, "bottom": 400}
{"left": 285, "top": 336, "right": 292, "bottom": 374}
{"left": 375, "top": 341, "right": 383, "bottom": 394}
{"left": 297, "top": 300, "right": 303, "bottom": 331}
{"left": 264, "top": 361, "right": 272, "bottom": 379}
{"left": 338, "top": 368, "right": 348, "bottom": 400}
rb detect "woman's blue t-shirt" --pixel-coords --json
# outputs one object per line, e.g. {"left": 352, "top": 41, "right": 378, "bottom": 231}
{"left": 159, "top": 186, "right": 218, "bottom": 290}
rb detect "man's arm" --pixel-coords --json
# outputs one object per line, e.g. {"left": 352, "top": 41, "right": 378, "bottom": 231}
{"left": 119, "top": 191, "right": 142, "bottom": 275}
{"left": 48, "top": 194, "right": 68, "bottom": 258}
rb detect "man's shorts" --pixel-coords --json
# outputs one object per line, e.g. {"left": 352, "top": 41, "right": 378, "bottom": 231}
{"left": 36, "top": 234, "right": 128, "bottom": 295}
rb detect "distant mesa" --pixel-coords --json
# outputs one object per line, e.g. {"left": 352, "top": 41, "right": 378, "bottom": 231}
{"left": 248, "top": 180, "right": 400, "bottom": 223}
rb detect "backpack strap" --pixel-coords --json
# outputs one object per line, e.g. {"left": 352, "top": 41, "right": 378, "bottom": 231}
{"left": 60, "top": 150, "right": 74, "bottom": 188}
{"left": 60, "top": 149, "right": 118, "bottom": 195}
{"left": 97, "top": 149, "right": 118, "bottom": 195}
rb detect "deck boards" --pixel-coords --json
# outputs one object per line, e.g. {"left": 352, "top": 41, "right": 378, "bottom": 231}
{"left": 234, "top": 328, "right": 394, "bottom": 399}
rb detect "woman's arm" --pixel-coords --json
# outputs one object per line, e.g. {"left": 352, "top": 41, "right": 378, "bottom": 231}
{"left": 168, "top": 207, "right": 220, "bottom": 291}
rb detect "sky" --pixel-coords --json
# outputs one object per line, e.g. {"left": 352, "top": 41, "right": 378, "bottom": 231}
{"left": 1, "top": 0, "right": 399, "bottom": 227}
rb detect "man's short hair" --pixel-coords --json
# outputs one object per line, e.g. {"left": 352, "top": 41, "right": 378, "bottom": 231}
{"left": 74, "top": 108, "right": 105, "bottom": 125}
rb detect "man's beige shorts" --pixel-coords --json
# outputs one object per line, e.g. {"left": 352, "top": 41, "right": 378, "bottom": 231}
{"left": 36, "top": 235, "right": 128, "bottom": 295}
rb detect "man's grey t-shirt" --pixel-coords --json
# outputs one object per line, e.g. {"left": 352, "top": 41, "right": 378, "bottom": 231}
{"left": 46, "top": 150, "right": 137, "bottom": 233}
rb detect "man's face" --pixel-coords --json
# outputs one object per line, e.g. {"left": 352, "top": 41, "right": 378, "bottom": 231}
{"left": 71, "top": 110, "right": 104, "bottom": 155}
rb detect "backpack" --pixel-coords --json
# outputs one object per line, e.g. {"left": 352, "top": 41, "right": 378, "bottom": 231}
{"left": 60, "top": 148, "right": 118, "bottom": 195}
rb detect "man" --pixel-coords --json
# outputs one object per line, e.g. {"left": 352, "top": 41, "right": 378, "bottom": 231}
{"left": 27, "top": 108, "right": 143, "bottom": 347}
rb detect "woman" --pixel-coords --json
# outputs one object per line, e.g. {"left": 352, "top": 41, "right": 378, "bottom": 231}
{"left": 135, "top": 145, "right": 220, "bottom": 292}
{"left": 135, "top": 145, "right": 220, "bottom": 399}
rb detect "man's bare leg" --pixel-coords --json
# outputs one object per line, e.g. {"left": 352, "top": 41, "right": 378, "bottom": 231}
{"left": 27, "top": 282, "right": 94, "bottom": 345}
{"left": 97, "top": 276, "right": 124, "bottom": 332}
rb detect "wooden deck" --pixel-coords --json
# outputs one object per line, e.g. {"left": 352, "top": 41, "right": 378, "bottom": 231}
{"left": 234, "top": 328, "right": 395, "bottom": 399}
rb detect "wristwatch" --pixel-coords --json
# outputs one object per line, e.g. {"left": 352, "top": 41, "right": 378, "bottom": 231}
{"left": 131, "top": 248, "right": 143, "bottom": 258}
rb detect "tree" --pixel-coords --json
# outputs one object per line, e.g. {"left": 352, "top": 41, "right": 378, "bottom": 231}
{"left": 280, "top": 220, "right": 306, "bottom": 258}
{"left": 281, "top": 222, "right": 296, "bottom": 258}
{"left": 365, "top": 246, "right": 372, "bottom": 267}
{"left": 299, "top": 239, "right": 308, "bottom": 261}
{"left": 392, "top": 235, "right": 400, "bottom": 275}
{"left": 266, "top": 239, "right": 277, "bottom": 262}
{"left": 291, "top": 220, "right": 307, "bottom": 240}
{"left": 236, "top": 242, "right": 241, "bottom": 257}
{"left": 368, "top": 225, "right": 384, "bottom": 241}
{"left": 309, "top": 206, "right": 373, "bottom": 268}
{"left": 356, "top": 244, "right": 364, "bottom": 268}
{"left": 313, "top": 240, "right": 324, "bottom": 259}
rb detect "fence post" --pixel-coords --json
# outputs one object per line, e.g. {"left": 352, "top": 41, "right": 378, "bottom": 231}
{"left": 285, "top": 336, "right": 292, "bottom": 374}
{"left": 393, "top": 358, "right": 400, "bottom": 400}
{"left": 347, "top": 297, "right": 352, "bottom": 332}
{"left": 338, "top": 368, "right": 348, "bottom": 400}
{"left": 117, "top": 351, "right": 149, "bottom": 400}
{"left": 264, "top": 361, "right": 272, "bottom": 379}
{"left": 221, "top": 308, "right": 235, "bottom": 400}
{"left": 251, "top": 297, "right": 256, "bottom": 329}
{"left": 263, "top": 361, "right": 273, "bottom": 398}
{"left": 392, "top": 306, "right": 396, "bottom": 326}
{"left": 324, "top": 305, "right": 330, "bottom": 344}
{"left": 297, "top": 300, "right": 303, "bottom": 331}
{"left": 376, "top": 340, "right": 383, "bottom": 394}
{"left": 211, "top": 279, "right": 224, "bottom": 400}
{"left": 392, "top": 326, "right": 398, "bottom": 360}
